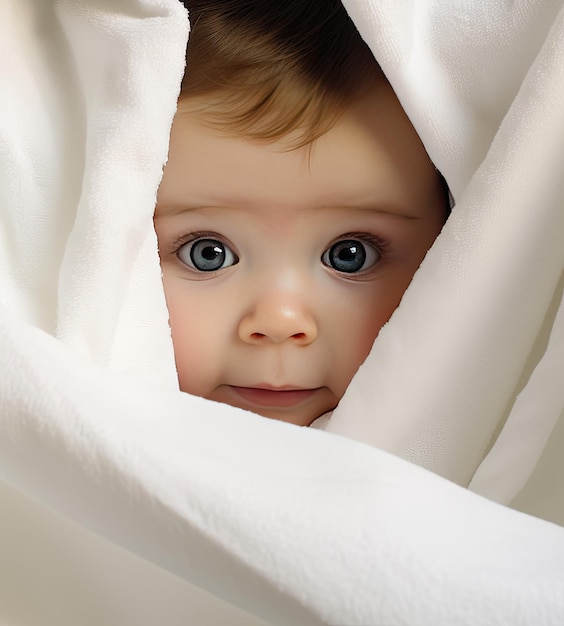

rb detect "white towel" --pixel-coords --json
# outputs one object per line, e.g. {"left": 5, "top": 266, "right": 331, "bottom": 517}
{"left": 1, "top": 1, "right": 564, "bottom": 625}
{"left": 337, "top": 0, "right": 564, "bottom": 508}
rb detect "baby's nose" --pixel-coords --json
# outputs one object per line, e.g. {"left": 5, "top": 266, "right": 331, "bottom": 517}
{"left": 238, "top": 291, "right": 318, "bottom": 346}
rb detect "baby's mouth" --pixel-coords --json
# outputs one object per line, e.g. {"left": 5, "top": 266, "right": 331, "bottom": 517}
{"left": 227, "top": 385, "right": 320, "bottom": 409}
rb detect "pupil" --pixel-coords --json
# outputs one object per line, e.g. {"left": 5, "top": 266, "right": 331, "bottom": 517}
{"left": 191, "top": 239, "right": 225, "bottom": 271}
{"left": 330, "top": 240, "right": 366, "bottom": 273}
{"left": 339, "top": 246, "right": 356, "bottom": 261}
{"left": 203, "top": 245, "right": 221, "bottom": 260}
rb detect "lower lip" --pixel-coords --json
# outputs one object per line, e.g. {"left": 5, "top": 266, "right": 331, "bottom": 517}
{"left": 229, "top": 386, "right": 318, "bottom": 408}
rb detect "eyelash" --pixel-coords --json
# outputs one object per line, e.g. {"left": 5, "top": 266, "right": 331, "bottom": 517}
{"left": 170, "top": 230, "right": 391, "bottom": 273}
{"left": 171, "top": 230, "right": 230, "bottom": 254}
{"left": 329, "top": 232, "right": 390, "bottom": 255}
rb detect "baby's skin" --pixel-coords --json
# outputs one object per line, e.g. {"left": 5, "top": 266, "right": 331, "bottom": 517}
{"left": 155, "top": 83, "right": 446, "bottom": 426}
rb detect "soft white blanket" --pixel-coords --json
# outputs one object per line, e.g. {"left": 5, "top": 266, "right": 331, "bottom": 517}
{"left": 1, "top": 1, "right": 563, "bottom": 624}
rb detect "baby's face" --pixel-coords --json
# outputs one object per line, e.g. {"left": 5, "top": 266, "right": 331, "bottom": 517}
{"left": 155, "top": 84, "right": 446, "bottom": 426}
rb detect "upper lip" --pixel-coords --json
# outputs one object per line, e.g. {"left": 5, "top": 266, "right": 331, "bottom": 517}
{"left": 234, "top": 384, "right": 315, "bottom": 391}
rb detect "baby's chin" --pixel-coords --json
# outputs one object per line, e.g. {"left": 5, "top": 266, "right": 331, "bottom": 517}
{"left": 254, "top": 407, "right": 324, "bottom": 427}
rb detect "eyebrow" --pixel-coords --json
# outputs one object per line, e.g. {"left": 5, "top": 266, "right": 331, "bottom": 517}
{"left": 155, "top": 201, "right": 226, "bottom": 215}
{"left": 155, "top": 200, "right": 420, "bottom": 220}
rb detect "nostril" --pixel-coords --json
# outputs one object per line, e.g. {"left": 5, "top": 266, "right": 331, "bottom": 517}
{"left": 247, "top": 331, "right": 308, "bottom": 343}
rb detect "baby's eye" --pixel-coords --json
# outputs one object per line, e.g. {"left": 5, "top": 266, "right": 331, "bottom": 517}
{"left": 177, "top": 237, "right": 238, "bottom": 272}
{"left": 322, "top": 238, "right": 381, "bottom": 274}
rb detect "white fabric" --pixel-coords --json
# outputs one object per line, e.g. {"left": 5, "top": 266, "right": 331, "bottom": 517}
{"left": 1, "top": 1, "right": 563, "bottom": 624}
{"left": 337, "top": 0, "right": 564, "bottom": 510}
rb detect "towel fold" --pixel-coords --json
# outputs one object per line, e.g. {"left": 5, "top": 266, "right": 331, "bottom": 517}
{"left": 336, "top": 0, "right": 564, "bottom": 509}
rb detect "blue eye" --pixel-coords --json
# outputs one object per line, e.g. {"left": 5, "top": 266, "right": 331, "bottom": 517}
{"left": 177, "top": 237, "right": 238, "bottom": 272}
{"left": 322, "top": 239, "right": 380, "bottom": 273}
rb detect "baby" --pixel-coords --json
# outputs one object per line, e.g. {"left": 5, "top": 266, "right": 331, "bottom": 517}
{"left": 154, "top": 0, "right": 448, "bottom": 427}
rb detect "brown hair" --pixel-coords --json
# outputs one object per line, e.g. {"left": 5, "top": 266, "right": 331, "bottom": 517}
{"left": 179, "top": 0, "right": 384, "bottom": 147}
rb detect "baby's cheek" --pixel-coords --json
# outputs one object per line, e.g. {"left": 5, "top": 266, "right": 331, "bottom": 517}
{"left": 347, "top": 319, "right": 382, "bottom": 373}
{"left": 172, "top": 330, "right": 210, "bottom": 396}
{"left": 335, "top": 292, "right": 397, "bottom": 383}
{"left": 165, "top": 291, "right": 220, "bottom": 398}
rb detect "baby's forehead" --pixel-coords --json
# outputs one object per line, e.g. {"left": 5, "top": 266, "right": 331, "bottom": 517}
{"left": 157, "top": 89, "right": 445, "bottom": 226}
